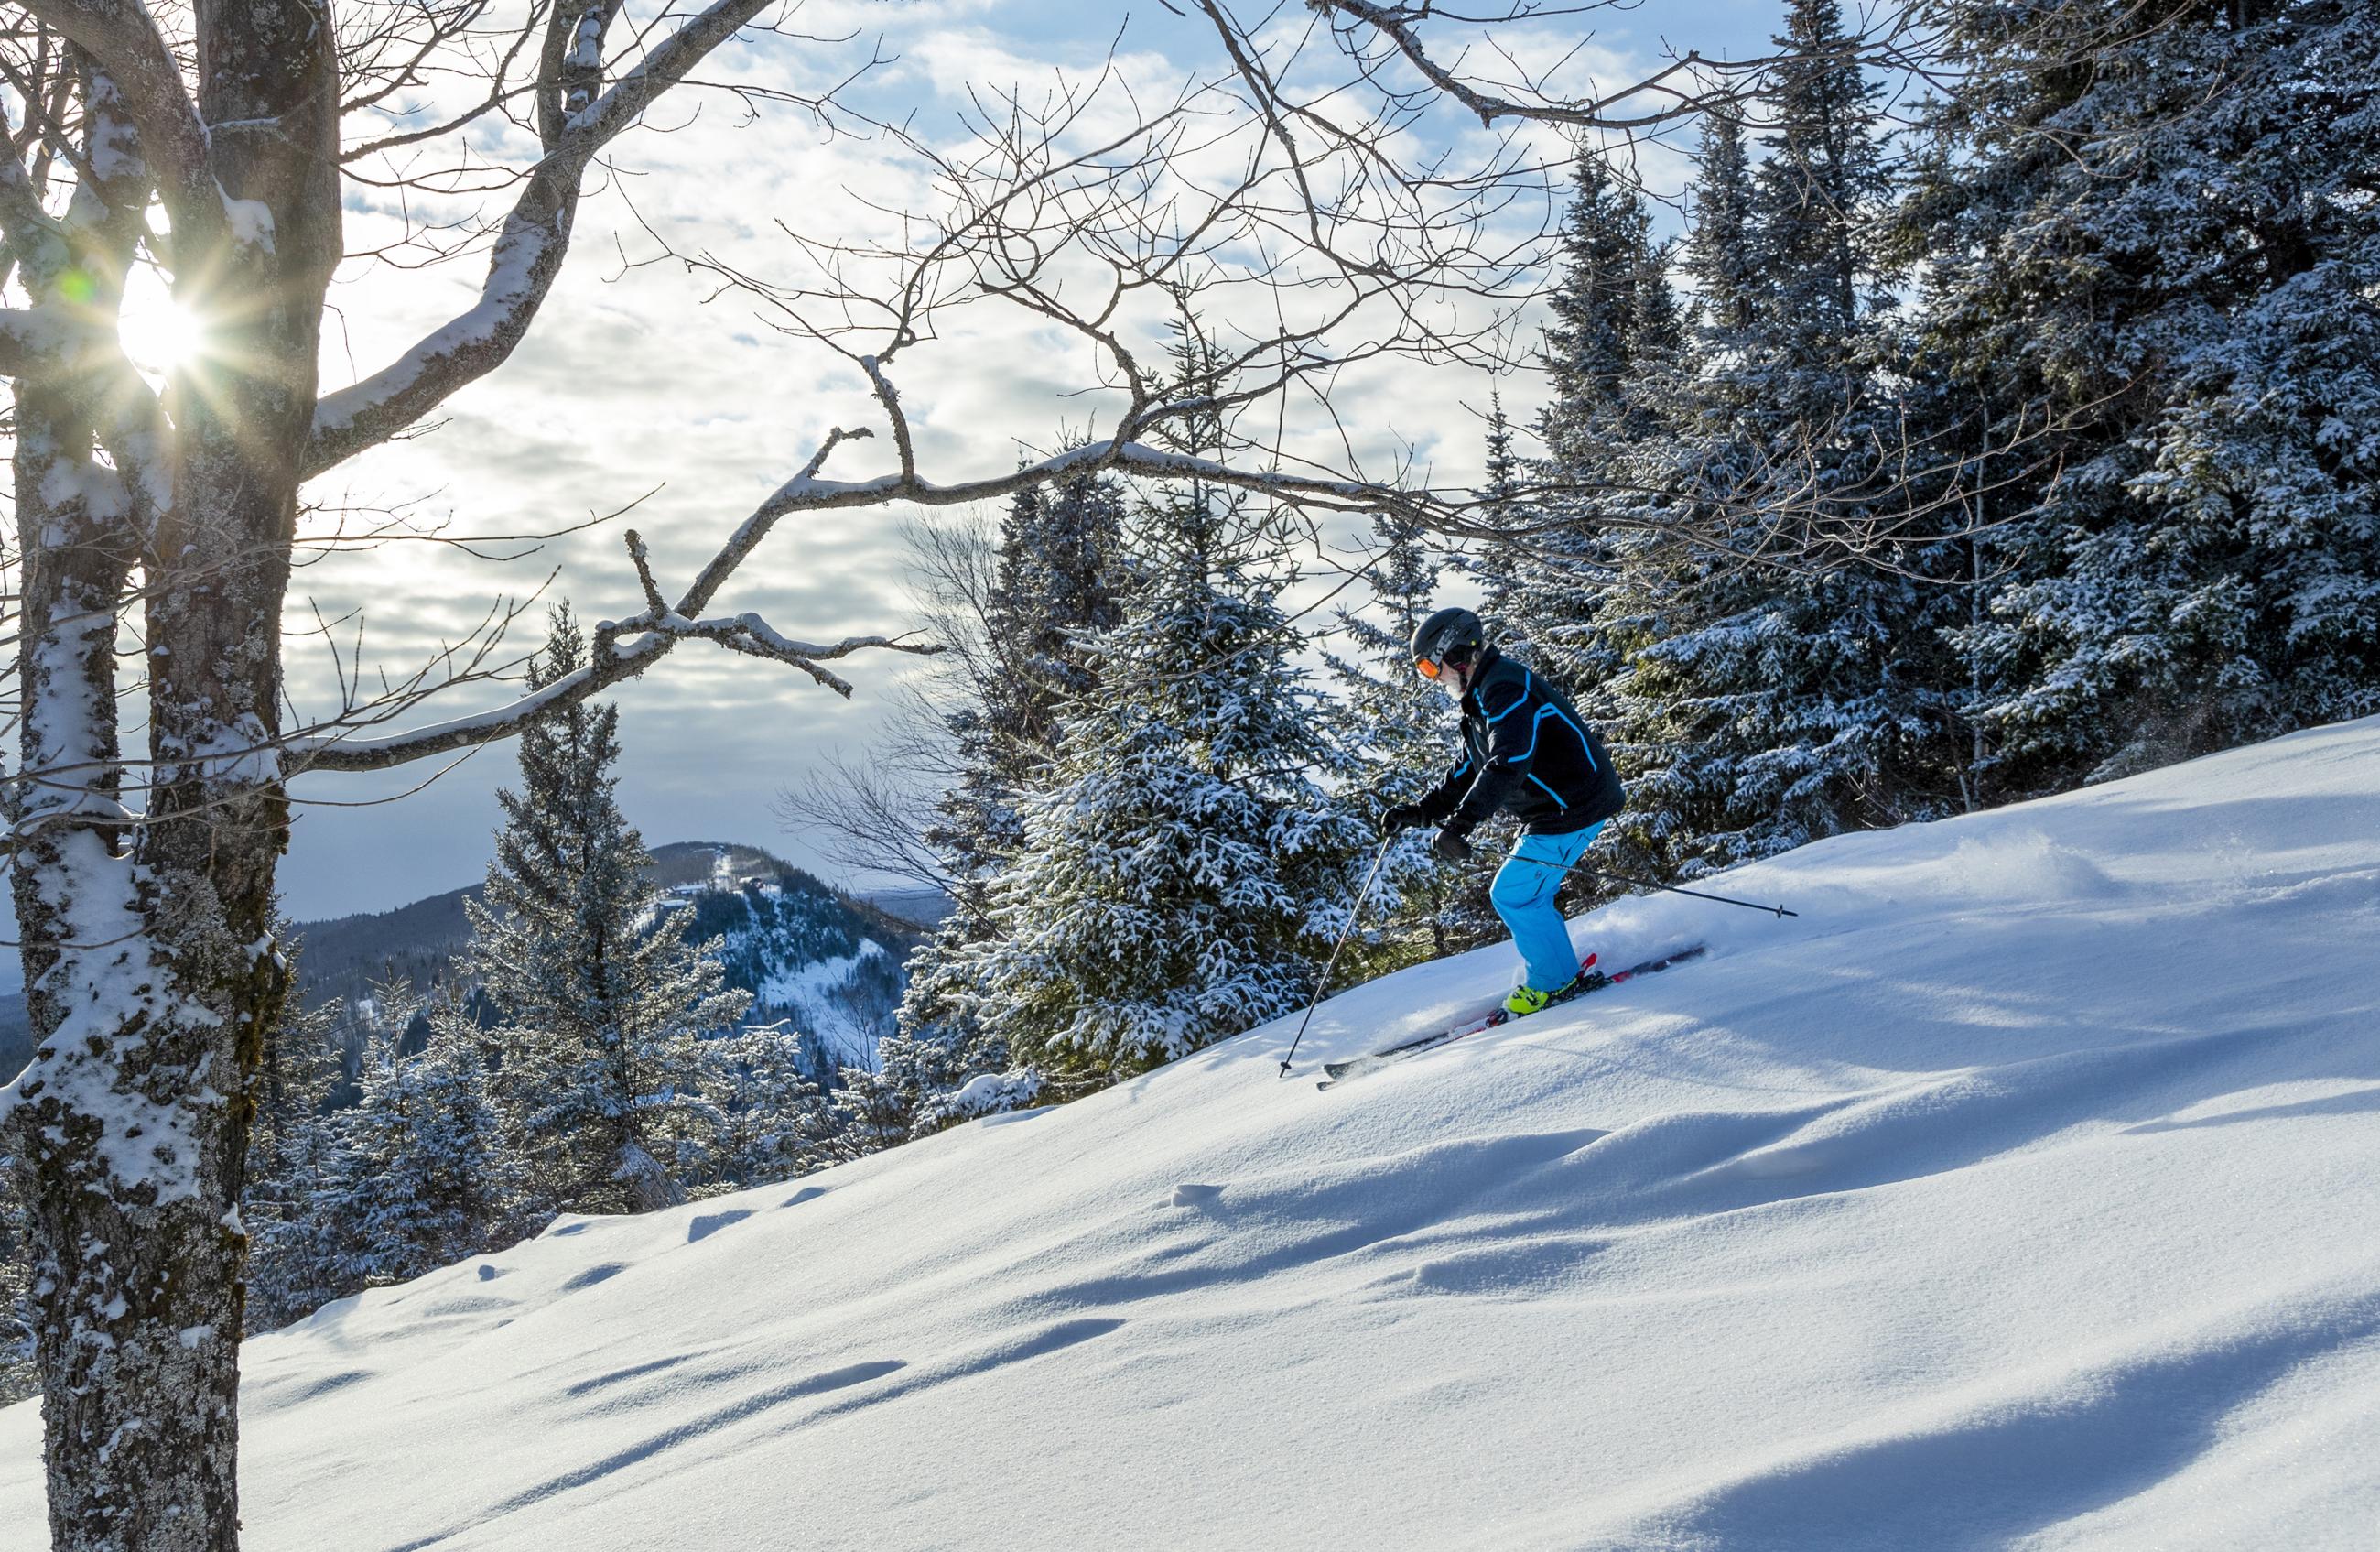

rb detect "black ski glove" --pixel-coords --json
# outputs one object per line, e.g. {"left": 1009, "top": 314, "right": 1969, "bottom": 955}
{"left": 1380, "top": 803, "right": 1427, "bottom": 834}
{"left": 1432, "top": 826, "right": 1474, "bottom": 863}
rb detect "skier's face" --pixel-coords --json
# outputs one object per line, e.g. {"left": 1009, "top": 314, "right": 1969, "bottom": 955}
{"left": 1416, "top": 652, "right": 1477, "bottom": 693}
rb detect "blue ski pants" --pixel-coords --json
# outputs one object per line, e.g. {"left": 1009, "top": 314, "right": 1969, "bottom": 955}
{"left": 1490, "top": 823, "right": 1605, "bottom": 993}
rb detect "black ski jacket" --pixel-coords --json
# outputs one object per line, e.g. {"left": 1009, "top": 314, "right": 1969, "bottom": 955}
{"left": 1413, "top": 646, "right": 1624, "bottom": 838}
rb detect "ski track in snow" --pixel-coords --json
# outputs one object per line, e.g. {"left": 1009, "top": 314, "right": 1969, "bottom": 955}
{"left": 7, "top": 719, "right": 2380, "bottom": 1547}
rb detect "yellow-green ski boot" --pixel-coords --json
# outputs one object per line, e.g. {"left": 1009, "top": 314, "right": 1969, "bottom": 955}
{"left": 1501, "top": 982, "right": 1557, "bottom": 1018}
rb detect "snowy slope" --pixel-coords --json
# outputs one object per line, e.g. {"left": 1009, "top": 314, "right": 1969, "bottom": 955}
{"left": 9, "top": 719, "right": 2380, "bottom": 1549}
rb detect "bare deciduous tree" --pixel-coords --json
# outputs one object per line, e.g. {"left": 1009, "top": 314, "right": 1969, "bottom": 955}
{"left": 0, "top": 4, "right": 912, "bottom": 1547}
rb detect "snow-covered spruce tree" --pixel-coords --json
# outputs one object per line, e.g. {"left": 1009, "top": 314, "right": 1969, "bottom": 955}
{"left": 1496, "top": 148, "right": 1680, "bottom": 696}
{"left": 978, "top": 526, "right": 1374, "bottom": 1080}
{"left": 1473, "top": 146, "right": 1690, "bottom": 903}
{"left": 468, "top": 609, "right": 753, "bottom": 1214}
{"left": 874, "top": 913, "right": 1008, "bottom": 1146}
{"left": 246, "top": 961, "right": 506, "bottom": 1323}
{"left": 240, "top": 1112, "right": 352, "bottom": 1334}
{"left": 236, "top": 932, "right": 346, "bottom": 1333}
{"left": 243, "top": 931, "right": 342, "bottom": 1205}
{"left": 1686, "top": 112, "right": 1759, "bottom": 344}
{"left": 927, "top": 466, "right": 1132, "bottom": 888}
{"left": 698, "top": 1020, "right": 832, "bottom": 1189}
{"left": 1603, "top": 0, "right": 1968, "bottom": 879}
{"left": 315, "top": 1002, "right": 524, "bottom": 1291}
{"left": 1323, "top": 512, "right": 1487, "bottom": 962}
{"left": 1583, "top": 111, "right": 1767, "bottom": 883}
{"left": 778, "top": 1023, "right": 1031, "bottom": 1157}
{"left": 806, "top": 1052, "right": 925, "bottom": 1160}
{"left": 988, "top": 471, "right": 1133, "bottom": 780}
{"left": 1901, "top": 0, "right": 2380, "bottom": 792}
{"left": 975, "top": 317, "right": 1374, "bottom": 1085}
{"left": 0, "top": 1156, "right": 33, "bottom": 1405}
{"left": 1466, "top": 390, "right": 1537, "bottom": 657}
{"left": 889, "top": 464, "right": 1135, "bottom": 1136}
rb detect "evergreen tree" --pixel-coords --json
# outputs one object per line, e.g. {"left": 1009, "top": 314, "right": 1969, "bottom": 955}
{"left": 875, "top": 933, "right": 999, "bottom": 1140}
{"left": 977, "top": 527, "right": 1371, "bottom": 1080}
{"left": 1903, "top": 0, "right": 2380, "bottom": 788}
{"left": 238, "top": 933, "right": 349, "bottom": 1332}
{"left": 974, "top": 311, "right": 1374, "bottom": 1084}
{"left": 1499, "top": 148, "right": 1680, "bottom": 695}
{"left": 241, "top": 976, "right": 526, "bottom": 1329}
{"left": 1685, "top": 112, "right": 1759, "bottom": 346}
{"left": 0, "top": 1154, "right": 34, "bottom": 1405}
{"left": 904, "top": 1048, "right": 1045, "bottom": 1134}
{"left": 989, "top": 471, "right": 1132, "bottom": 753}
{"left": 810, "top": 1051, "right": 925, "bottom": 1159}
{"left": 1752, "top": 0, "right": 1897, "bottom": 396}
{"left": 1470, "top": 146, "right": 1693, "bottom": 904}
{"left": 698, "top": 1021, "right": 830, "bottom": 1188}
{"left": 327, "top": 1007, "right": 523, "bottom": 1287}
{"left": 469, "top": 607, "right": 752, "bottom": 1212}
{"left": 887, "top": 461, "right": 1136, "bottom": 1142}
{"left": 245, "top": 932, "right": 343, "bottom": 1196}
{"left": 1598, "top": 0, "right": 1966, "bottom": 878}
{"left": 928, "top": 466, "right": 1131, "bottom": 886}
{"left": 1325, "top": 511, "right": 1495, "bottom": 960}
{"left": 1466, "top": 388, "right": 1550, "bottom": 664}
{"left": 242, "top": 1113, "right": 352, "bottom": 1331}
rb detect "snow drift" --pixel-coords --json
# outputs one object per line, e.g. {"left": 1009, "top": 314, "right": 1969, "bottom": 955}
{"left": 7, "top": 718, "right": 2380, "bottom": 1549}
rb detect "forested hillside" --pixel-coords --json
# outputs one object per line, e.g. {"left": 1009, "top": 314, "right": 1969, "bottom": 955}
{"left": 288, "top": 841, "right": 916, "bottom": 1067}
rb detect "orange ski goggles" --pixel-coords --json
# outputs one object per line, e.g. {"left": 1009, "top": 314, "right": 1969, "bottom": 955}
{"left": 1414, "top": 655, "right": 1445, "bottom": 679}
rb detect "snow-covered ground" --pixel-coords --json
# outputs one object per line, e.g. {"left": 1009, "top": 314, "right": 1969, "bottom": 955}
{"left": 9, "top": 719, "right": 2380, "bottom": 1549}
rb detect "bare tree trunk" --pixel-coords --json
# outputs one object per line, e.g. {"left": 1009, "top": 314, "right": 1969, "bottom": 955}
{"left": 7, "top": 19, "right": 338, "bottom": 1547}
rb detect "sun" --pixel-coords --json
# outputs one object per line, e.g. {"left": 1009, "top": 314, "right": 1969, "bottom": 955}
{"left": 116, "top": 279, "right": 208, "bottom": 377}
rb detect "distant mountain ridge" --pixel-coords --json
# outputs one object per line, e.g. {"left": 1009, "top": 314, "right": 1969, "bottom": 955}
{"left": 290, "top": 841, "right": 925, "bottom": 1073}
{"left": 0, "top": 846, "right": 937, "bottom": 1087}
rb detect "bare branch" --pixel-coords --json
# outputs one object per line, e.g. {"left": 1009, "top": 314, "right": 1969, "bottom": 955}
{"left": 623, "top": 527, "right": 666, "bottom": 615}
{"left": 16, "top": 0, "right": 211, "bottom": 227}
{"left": 304, "top": 0, "right": 885, "bottom": 478}
{"left": 287, "top": 422, "right": 931, "bottom": 772}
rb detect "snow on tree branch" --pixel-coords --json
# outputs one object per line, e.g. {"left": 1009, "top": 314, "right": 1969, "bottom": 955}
{"left": 0, "top": 307, "right": 38, "bottom": 374}
{"left": 16, "top": 0, "right": 217, "bottom": 231}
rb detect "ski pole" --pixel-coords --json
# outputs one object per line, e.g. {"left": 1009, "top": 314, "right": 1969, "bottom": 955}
{"left": 1279, "top": 837, "right": 1396, "bottom": 1077}
{"left": 1506, "top": 851, "right": 1798, "bottom": 918}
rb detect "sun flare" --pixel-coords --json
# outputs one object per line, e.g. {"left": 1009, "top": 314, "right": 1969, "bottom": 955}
{"left": 117, "top": 288, "right": 208, "bottom": 376}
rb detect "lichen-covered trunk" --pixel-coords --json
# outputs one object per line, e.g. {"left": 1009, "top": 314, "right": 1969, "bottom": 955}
{"left": 4, "top": 13, "right": 340, "bottom": 1550}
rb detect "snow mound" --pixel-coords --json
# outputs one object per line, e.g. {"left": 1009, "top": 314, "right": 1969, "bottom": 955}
{"left": 8, "top": 718, "right": 2380, "bottom": 1548}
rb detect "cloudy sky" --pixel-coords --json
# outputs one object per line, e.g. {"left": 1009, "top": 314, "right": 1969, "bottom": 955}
{"left": 259, "top": 0, "right": 1785, "bottom": 922}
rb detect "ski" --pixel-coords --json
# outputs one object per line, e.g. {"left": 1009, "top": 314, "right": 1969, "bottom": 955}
{"left": 1318, "top": 949, "right": 1636, "bottom": 1080}
{"left": 1315, "top": 952, "right": 1603, "bottom": 1081}
{"left": 1314, "top": 944, "right": 1707, "bottom": 1090}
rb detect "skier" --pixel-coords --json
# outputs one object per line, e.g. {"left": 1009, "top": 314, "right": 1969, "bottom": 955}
{"left": 1381, "top": 606, "right": 1626, "bottom": 1017}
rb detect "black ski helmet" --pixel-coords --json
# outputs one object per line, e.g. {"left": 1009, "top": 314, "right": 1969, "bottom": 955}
{"left": 1411, "top": 605, "right": 1485, "bottom": 668}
